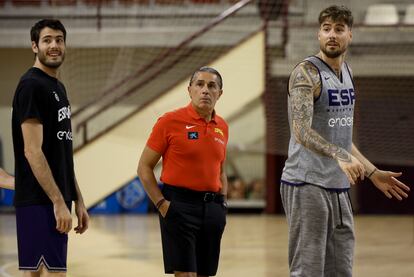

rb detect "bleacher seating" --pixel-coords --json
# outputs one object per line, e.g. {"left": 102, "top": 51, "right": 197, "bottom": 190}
{"left": 48, "top": 0, "right": 77, "bottom": 5}
{"left": 11, "top": 0, "right": 42, "bottom": 5}
{"left": 2, "top": 0, "right": 413, "bottom": 26}
{"left": 5, "top": 0, "right": 239, "bottom": 6}
{"left": 191, "top": 0, "right": 220, "bottom": 4}
{"left": 365, "top": 4, "right": 399, "bottom": 25}
{"left": 118, "top": 0, "right": 149, "bottom": 5}
{"left": 404, "top": 4, "right": 414, "bottom": 25}
{"left": 154, "top": 0, "right": 184, "bottom": 5}
{"left": 82, "top": 0, "right": 113, "bottom": 5}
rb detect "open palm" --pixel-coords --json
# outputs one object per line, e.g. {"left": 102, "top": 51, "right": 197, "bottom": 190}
{"left": 370, "top": 170, "right": 410, "bottom": 200}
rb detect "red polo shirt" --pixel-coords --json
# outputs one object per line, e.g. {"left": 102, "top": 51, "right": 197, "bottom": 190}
{"left": 146, "top": 103, "right": 228, "bottom": 192}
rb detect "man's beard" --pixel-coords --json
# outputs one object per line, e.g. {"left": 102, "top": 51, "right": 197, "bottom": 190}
{"left": 37, "top": 51, "right": 65, "bottom": 69}
{"left": 321, "top": 45, "right": 345, "bottom": 59}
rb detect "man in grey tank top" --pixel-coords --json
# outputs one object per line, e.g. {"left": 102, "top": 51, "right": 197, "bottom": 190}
{"left": 280, "top": 5, "right": 410, "bottom": 277}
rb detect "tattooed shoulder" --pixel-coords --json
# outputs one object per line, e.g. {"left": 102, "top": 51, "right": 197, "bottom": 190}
{"left": 289, "top": 61, "right": 321, "bottom": 98}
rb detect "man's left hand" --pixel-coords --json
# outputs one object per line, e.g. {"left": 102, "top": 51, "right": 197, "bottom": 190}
{"left": 74, "top": 200, "right": 89, "bottom": 234}
{"left": 370, "top": 170, "right": 410, "bottom": 200}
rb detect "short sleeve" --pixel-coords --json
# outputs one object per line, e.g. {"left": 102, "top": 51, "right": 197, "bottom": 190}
{"left": 146, "top": 115, "right": 169, "bottom": 154}
{"left": 224, "top": 121, "right": 229, "bottom": 144}
{"left": 15, "top": 79, "right": 44, "bottom": 124}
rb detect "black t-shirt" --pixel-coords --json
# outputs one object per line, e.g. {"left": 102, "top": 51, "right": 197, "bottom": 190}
{"left": 12, "top": 67, "right": 78, "bottom": 206}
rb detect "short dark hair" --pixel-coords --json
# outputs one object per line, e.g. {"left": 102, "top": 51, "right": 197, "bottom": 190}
{"left": 31, "top": 19, "right": 66, "bottom": 45}
{"left": 319, "top": 5, "right": 353, "bottom": 29}
{"left": 189, "top": 66, "right": 223, "bottom": 89}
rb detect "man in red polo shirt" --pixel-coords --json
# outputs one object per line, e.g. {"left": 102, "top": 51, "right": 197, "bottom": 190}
{"left": 0, "top": 167, "right": 14, "bottom": 190}
{"left": 138, "top": 66, "right": 228, "bottom": 277}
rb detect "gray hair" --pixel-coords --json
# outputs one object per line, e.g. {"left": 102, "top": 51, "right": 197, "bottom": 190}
{"left": 189, "top": 66, "right": 223, "bottom": 89}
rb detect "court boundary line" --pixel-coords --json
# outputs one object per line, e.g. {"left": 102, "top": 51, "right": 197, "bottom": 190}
{"left": 0, "top": 262, "right": 15, "bottom": 277}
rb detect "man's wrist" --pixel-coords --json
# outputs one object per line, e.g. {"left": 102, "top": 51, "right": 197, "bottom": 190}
{"left": 367, "top": 168, "right": 378, "bottom": 178}
{"left": 155, "top": 198, "right": 166, "bottom": 210}
{"left": 75, "top": 199, "right": 85, "bottom": 206}
{"left": 52, "top": 196, "right": 66, "bottom": 206}
{"left": 216, "top": 194, "right": 226, "bottom": 203}
{"left": 217, "top": 194, "right": 228, "bottom": 208}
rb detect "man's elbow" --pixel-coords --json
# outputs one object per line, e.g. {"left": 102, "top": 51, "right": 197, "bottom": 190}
{"left": 293, "top": 131, "right": 305, "bottom": 145}
{"left": 24, "top": 147, "right": 41, "bottom": 162}
{"left": 137, "top": 162, "right": 143, "bottom": 179}
{"left": 137, "top": 161, "right": 150, "bottom": 180}
{"left": 292, "top": 123, "right": 310, "bottom": 145}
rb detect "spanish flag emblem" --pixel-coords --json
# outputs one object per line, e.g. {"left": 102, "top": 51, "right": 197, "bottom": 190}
{"left": 214, "top": 128, "right": 224, "bottom": 136}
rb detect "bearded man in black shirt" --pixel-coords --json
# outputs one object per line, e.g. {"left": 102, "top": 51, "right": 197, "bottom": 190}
{"left": 11, "top": 19, "right": 89, "bottom": 277}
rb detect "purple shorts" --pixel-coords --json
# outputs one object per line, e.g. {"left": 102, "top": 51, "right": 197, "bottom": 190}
{"left": 15, "top": 203, "right": 70, "bottom": 272}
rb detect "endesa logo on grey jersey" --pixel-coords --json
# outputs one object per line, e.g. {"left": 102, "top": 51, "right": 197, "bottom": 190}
{"left": 328, "top": 116, "right": 353, "bottom": 127}
{"left": 327, "top": 88, "right": 354, "bottom": 128}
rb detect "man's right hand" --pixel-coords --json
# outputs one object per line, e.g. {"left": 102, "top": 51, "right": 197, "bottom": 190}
{"left": 337, "top": 154, "right": 365, "bottom": 185}
{"left": 54, "top": 201, "right": 72, "bottom": 234}
{"left": 159, "top": 200, "right": 171, "bottom": 218}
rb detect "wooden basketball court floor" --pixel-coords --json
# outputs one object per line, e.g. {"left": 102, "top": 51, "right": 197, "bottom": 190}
{"left": 0, "top": 214, "right": 413, "bottom": 277}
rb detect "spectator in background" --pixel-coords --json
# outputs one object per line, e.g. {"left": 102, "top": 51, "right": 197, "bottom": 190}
{"left": 0, "top": 168, "right": 14, "bottom": 190}
{"left": 246, "top": 179, "right": 264, "bottom": 200}
{"left": 227, "top": 177, "right": 246, "bottom": 199}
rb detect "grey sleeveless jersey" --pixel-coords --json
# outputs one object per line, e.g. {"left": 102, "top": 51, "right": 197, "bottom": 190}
{"left": 281, "top": 56, "right": 355, "bottom": 189}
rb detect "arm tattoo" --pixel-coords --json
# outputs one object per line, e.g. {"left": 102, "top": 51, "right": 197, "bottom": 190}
{"left": 289, "top": 62, "right": 351, "bottom": 162}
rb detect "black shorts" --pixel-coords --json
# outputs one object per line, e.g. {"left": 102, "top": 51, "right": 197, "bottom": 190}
{"left": 159, "top": 184, "right": 227, "bottom": 276}
{"left": 15, "top": 203, "right": 71, "bottom": 272}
